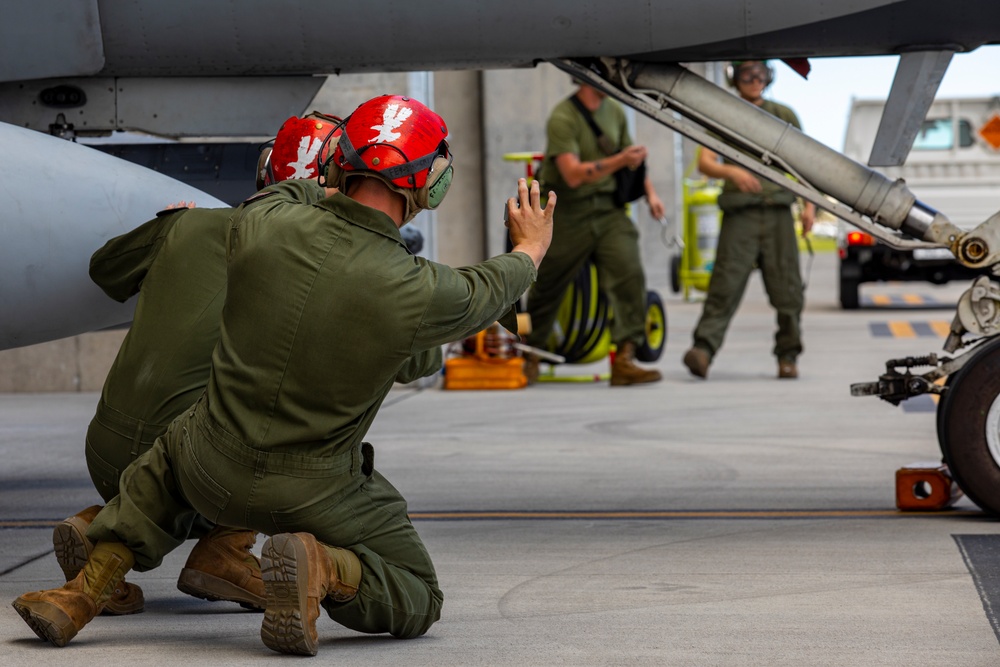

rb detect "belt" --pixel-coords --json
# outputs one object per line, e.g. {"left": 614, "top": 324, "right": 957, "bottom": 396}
{"left": 193, "top": 403, "right": 365, "bottom": 478}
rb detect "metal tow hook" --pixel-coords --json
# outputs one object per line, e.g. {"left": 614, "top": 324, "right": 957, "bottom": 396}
{"left": 850, "top": 354, "right": 940, "bottom": 406}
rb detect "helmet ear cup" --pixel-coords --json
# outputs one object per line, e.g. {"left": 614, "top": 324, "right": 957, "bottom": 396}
{"left": 256, "top": 146, "right": 274, "bottom": 190}
{"left": 324, "top": 157, "right": 347, "bottom": 191}
{"left": 418, "top": 155, "right": 453, "bottom": 209}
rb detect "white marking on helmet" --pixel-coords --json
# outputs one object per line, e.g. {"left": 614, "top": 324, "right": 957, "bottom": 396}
{"left": 288, "top": 136, "right": 324, "bottom": 179}
{"left": 369, "top": 104, "right": 412, "bottom": 144}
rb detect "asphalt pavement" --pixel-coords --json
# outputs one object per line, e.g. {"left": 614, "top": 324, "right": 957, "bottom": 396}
{"left": 2, "top": 251, "right": 998, "bottom": 666}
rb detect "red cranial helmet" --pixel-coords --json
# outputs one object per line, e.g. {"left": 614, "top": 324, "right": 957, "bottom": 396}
{"left": 257, "top": 112, "right": 342, "bottom": 189}
{"left": 325, "top": 95, "right": 452, "bottom": 222}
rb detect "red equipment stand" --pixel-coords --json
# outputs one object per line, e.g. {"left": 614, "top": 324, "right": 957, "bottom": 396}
{"left": 895, "top": 462, "right": 964, "bottom": 511}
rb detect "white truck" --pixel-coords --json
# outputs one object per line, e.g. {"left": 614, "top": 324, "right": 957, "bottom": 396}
{"left": 838, "top": 96, "right": 1000, "bottom": 308}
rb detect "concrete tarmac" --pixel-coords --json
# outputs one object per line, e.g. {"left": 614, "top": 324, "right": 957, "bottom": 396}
{"left": 2, "top": 252, "right": 999, "bottom": 666}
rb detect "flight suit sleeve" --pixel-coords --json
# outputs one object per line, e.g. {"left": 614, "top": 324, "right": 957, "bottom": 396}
{"left": 411, "top": 252, "right": 537, "bottom": 351}
{"left": 395, "top": 346, "right": 443, "bottom": 384}
{"left": 546, "top": 104, "right": 582, "bottom": 158}
{"left": 88, "top": 210, "right": 183, "bottom": 302}
{"left": 767, "top": 101, "right": 802, "bottom": 132}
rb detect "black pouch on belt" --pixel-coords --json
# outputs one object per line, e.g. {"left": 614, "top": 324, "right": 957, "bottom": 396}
{"left": 361, "top": 442, "right": 375, "bottom": 476}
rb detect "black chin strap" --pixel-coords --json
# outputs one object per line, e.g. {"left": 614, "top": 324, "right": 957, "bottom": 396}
{"left": 337, "top": 131, "right": 440, "bottom": 182}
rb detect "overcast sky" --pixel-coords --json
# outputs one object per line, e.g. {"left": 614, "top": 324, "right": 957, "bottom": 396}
{"left": 766, "top": 45, "right": 1000, "bottom": 151}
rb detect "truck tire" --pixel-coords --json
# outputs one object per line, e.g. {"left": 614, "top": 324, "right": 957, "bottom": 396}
{"left": 839, "top": 259, "right": 861, "bottom": 310}
{"left": 839, "top": 278, "right": 859, "bottom": 310}
{"left": 937, "top": 337, "right": 1000, "bottom": 515}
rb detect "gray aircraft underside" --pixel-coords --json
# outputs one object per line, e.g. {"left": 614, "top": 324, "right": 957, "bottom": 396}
{"left": 2, "top": 0, "right": 997, "bottom": 80}
{"left": 4, "top": 0, "right": 1000, "bottom": 512}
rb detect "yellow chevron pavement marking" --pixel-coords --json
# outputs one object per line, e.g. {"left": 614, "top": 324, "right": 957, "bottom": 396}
{"left": 888, "top": 321, "right": 916, "bottom": 337}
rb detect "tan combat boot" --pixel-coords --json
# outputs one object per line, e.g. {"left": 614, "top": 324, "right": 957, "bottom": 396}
{"left": 12, "top": 541, "right": 135, "bottom": 647}
{"left": 176, "top": 525, "right": 266, "bottom": 610}
{"left": 682, "top": 346, "right": 711, "bottom": 379}
{"left": 778, "top": 358, "right": 798, "bottom": 379}
{"left": 260, "top": 532, "right": 361, "bottom": 656}
{"left": 52, "top": 505, "right": 144, "bottom": 615}
{"left": 610, "top": 341, "right": 663, "bottom": 386}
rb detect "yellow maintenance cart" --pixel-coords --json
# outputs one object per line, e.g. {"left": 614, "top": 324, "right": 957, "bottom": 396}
{"left": 673, "top": 177, "right": 723, "bottom": 301}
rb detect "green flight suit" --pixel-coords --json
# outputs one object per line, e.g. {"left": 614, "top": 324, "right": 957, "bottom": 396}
{"left": 85, "top": 179, "right": 325, "bottom": 528}
{"left": 88, "top": 182, "right": 537, "bottom": 639}
{"left": 691, "top": 99, "right": 805, "bottom": 363}
{"left": 86, "top": 206, "right": 228, "bottom": 503}
{"left": 527, "top": 94, "right": 647, "bottom": 350}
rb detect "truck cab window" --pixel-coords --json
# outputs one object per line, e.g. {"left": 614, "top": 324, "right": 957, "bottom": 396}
{"left": 913, "top": 118, "right": 974, "bottom": 150}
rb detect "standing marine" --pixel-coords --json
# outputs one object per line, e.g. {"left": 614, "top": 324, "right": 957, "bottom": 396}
{"left": 525, "top": 81, "right": 664, "bottom": 386}
{"left": 683, "top": 60, "right": 815, "bottom": 380}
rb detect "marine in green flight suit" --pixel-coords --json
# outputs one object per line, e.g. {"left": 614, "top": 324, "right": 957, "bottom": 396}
{"left": 55, "top": 115, "right": 342, "bottom": 616}
{"left": 683, "top": 61, "right": 816, "bottom": 381}
{"left": 526, "top": 82, "right": 663, "bottom": 386}
{"left": 87, "top": 182, "right": 540, "bottom": 638}
{"left": 10, "top": 96, "right": 557, "bottom": 656}
{"left": 64, "top": 179, "right": 328, "bottom": 614}
{"left": 86, "top": 205, "right": 234, "bottom": 502}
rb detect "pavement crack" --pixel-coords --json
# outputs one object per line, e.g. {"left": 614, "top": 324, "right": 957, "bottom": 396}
{"left": 0, "top": 548, "right": 52, "bottom": 577}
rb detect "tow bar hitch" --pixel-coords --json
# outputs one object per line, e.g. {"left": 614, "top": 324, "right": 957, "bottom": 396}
{"left": 850, "top": 354, "right": 946, "bottom": 406}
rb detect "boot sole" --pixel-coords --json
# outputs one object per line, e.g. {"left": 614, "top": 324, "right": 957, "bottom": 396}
{"left": 11, "top": 598, "right": 78, "bottom": 647}
{"left": 610, "top": 374, "right": 662, "bottom": 386}
{"left": 177, "top": 567, "right": 265, "bottom": 611}
{"left": 52, "top": 517, "right": 93, "bottom": 581}
{"left": 51, "top": 517, "right": 144, "bottom": 616}
{"left": 610, "top": 370, "right": 663, "bottom": 386}
{"left": 260, "top": 534, "right": 318, "bottom": 656}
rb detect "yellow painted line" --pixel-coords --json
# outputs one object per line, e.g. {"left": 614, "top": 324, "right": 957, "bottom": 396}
{"left": 930, "top": 320, "right": 951, "bottom": 338}
{"left": 871, "top": 294, "right": 893, "bottom": 306}
{"left": 4, "top": 509, "right": 982, "bottom": 530}
{"left": 902, "top": 294, "right": 924, "bottom": 304}
{"left": 888, "top": 321, "right": 916, "bottom": 338}
{"left": 407, "top": 509, "right": 980, "bottom": 520}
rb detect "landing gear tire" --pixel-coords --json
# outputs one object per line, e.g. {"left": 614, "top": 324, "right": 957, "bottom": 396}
{"left": 636, "top": 290, "right": 666, "bottom": 362}
{"left": 935, "top": 374, "right": 955, "bottom": 448}
{"left": 938, "top": 337, "right": 1000, "bottom": 515}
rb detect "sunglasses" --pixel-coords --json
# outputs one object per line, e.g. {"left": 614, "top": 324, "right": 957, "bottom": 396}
{"left": 737, "top": 72, "right": 769, "bottom": 84}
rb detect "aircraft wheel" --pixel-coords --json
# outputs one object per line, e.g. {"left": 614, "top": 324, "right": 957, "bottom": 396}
{"left": 938, "top": 337, "right": 1000, "bottom": 515}
{"left": 636, "top": 290, "right": 666, "bottom": 362}
{"left": 935, "top": 373, "right": 955, "bottom": 448}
